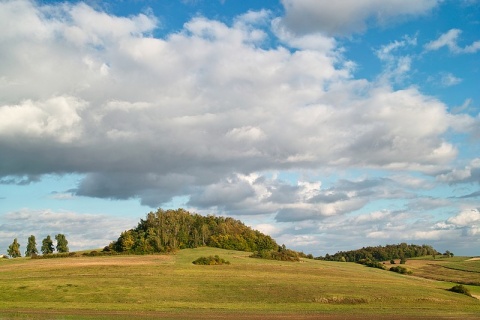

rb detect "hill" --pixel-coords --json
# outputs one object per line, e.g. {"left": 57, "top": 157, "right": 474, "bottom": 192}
{"left": 108, "top": 208, "right": 280, "bottom": 254}
{"left": 0, "top": 247, "right": 479, "bottom": 319}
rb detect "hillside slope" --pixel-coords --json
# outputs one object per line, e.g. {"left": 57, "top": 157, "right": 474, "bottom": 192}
{"left": 0, "top": 247, "right": 479, "bottom": 319}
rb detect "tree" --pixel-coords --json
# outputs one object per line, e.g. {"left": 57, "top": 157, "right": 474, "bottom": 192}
{"left": 25, "top": 235, "right": 38, "bottom": 257}
{"left": 55, "top": 234, "right": 69, "bottom": 253}
{"left": 7, "top": 238, "right": 21, "bottom": 258}
{"left": 41, "top": 235, "right": 54, "bottom": 255}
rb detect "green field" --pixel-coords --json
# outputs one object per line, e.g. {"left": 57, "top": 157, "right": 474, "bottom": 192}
{"left": 1, "top": 248, "right": 479, "bottom": 319}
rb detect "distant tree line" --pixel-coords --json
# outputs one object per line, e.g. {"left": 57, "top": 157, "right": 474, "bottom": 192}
{"left": 318, "top": 243, "right": 441, "bottom": 262}
{"left": 109, "top": 208, "right": 279, "bottom": 254}
{"left": 6, "top": 234, "right": 69, "bottom": 258}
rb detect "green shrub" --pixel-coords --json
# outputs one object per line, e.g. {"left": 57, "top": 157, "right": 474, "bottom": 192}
{"left": 357, "top": 259, "right": 386, "bottom": 270}
{"left": 192, "top": 255, "right": 230, "bottom": 265}
{"left": 31, "top": 252, "right": 77, "bottom": 259}
{"left": 448, "top": 285, "right": 472, "bottom": 297}
{"left": 389, "top": 266, "right": 412, "bottom": 275}
{"left": 250, "top": 247, "right": 300, "bottom": 262}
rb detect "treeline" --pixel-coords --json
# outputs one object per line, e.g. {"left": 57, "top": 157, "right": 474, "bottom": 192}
{"left": 6, "top": 234, "right": 69, "bottom": 258}
{"left": 109, "top": 208, "right": 279, "bottom": 254}
{"left": 319, "top": 243, "right": 439, "bottom": 262}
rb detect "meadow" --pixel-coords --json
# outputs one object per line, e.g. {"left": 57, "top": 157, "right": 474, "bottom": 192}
{"left": 0, "top": 247, "right": 479, "bottom": 319}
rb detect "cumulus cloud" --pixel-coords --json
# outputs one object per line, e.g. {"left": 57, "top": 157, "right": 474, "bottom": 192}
{"left": 0, "top": 0, "right": 465, "bottom": 209}
{"left": 279, "top": 0, "right": 439, "bottom": 36}
{"left": 424, "top": 28, "right": 480, "bottom": 54}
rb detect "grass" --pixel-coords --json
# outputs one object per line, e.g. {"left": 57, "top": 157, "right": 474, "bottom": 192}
{"left": 404, "top": 257, "right": 480, "bottom": 286}
{"left": 0, "top": 248, "right": 479, "bottom": 319}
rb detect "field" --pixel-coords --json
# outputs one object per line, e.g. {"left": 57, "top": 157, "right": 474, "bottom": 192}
{"left": 403, "top": 257, "right": 480, "bottom": 286}
{"left": 0, "top": 248, "right": 479, "bottom": 319}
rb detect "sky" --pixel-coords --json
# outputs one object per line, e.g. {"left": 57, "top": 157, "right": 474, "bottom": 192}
{"left": 0, "top": 0, "right": 479, "bottom": 257}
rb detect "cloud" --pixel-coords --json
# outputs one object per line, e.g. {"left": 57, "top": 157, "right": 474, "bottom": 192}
{"left": 447, "top": 209, "right": 480, "bottom": 226}
{"left": 436, "top": 158, "right": 480, "bottom": 184}
{"left": 440, "top": 73, "right": 462, "bottom": 87}
{"left": 0, "top": 1, "right": 475, "bottom": 221}
{"left": 374, "top": 36, "right": 417, "bottom": 84}
{"left": 424, "top": 29, "right": 480, "bottom": 54}
{"left": 281, "top": 206, "right": 480, "bottom": 255}
{"left": 0, "top": 209, "right": 136, "bottom": 253}
{"left": 279, "top": 0, "right": 439, "bottom": 36}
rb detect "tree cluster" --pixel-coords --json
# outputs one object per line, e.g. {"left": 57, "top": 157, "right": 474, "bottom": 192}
{"left": 6, "top": 234, "right": 69, "bottom": 258}
{"left": 319, "top": 243, "right": 440, "bottom": 262}
{"left": 110, "top": 208, "right": 279, "bottom": 254}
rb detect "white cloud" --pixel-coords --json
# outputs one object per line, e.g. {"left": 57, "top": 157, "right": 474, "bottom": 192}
{"left": 0, "top": 96, "right": 87, "bottom": 143}
{"left": 447, "top": 208, "right": 480, "bottom": 226}
{"left": 440, "top": 73, "right": 462, "bottom": 87}
{"left": 375, "top": 35, "right": 417, "bottom": 84}
{"left": 279, "top": 0, "right": 439, "bottom": 36}
{"left": 424, "top": 29, "right": 480, "bottom": 54}
{"left": 0, "top": 0, "right": 466, "bottom": 208}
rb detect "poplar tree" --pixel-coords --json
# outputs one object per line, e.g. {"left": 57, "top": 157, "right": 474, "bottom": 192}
{"left": 41, "top": 235, "right": 54, "bottom": 255}
{"left": 25, "top": 235, "right": 38, "bottom": 257}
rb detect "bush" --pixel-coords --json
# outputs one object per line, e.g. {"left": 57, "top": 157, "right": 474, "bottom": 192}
{"left": 192, "top": 255, "right": 230, "bottom": 265}
{"left": 250, "top": 248, "right": 300, "bottom": 262}
{"left": 357, "top": 259, "right": 386, "bottom": 270}
{"left": 390, "top": 259, "right": 395, "bottom": 264}
{"left": 389, "top": 266, "right": 412, "bottom": 275}
{"left": 31, "top": 252, "right": 77, "bottom": 259}
{"left": 448, "top": 285, "right": 472, "bottom": 297}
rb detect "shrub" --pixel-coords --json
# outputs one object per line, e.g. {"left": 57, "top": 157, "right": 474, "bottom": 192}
{"left": 250, "top": 248, "right": 300, "bottom": 262}
{"left": 390, "top": 259, "right": 395, "bottom": 264}
{"left": 192, "top": 255, "right": 230, "bottom": 265}
{"left": 448, "top": 285, "right": 472, "bottom": 297}
{"left": 357, "top": 259, "right": 386, "bottom": 270}
{"left": 389, "top": 266, "right": 412, "bottom": 275}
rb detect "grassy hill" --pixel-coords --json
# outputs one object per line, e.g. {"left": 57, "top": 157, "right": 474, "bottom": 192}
{"left": 0, "top": 247, "right": 479, "bottom": 319}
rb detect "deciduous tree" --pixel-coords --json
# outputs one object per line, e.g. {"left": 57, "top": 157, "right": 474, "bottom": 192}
{"left": 8, "top": 238, "right": 21, "bottom": 258}
{"left": 55, "top": 234, "right": 69, "bottom": 253}
{"left": 41, "top": 235, "right": 54, "bottom": 255}
{"left": 25, "top": 235, "right": 38, "bottom": 257}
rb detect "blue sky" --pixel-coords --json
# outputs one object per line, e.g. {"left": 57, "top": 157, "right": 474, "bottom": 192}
{"left": 0, "top": 0, "right": 479, "bottom": 256}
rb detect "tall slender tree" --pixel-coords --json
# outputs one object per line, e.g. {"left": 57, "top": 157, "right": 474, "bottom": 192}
{"left": 55, "top": 234, "right": 69, "bottom": 253}
{"left": 7, "top": 238, "right": 21, "bottom": 258}
{"left": 41, "top": 235, "right": 54, "bottom": 255}
{"left": 25, "top": 235, "right": 38, "bottom": 257}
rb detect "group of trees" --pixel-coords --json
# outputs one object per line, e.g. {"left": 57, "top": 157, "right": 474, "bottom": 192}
{"left": 320, "top": 243, "right": 440, "bottom": 262}
{"left": 109, "top": 208, "right": 279, "bottom": 254}
{"left": 6, "top": 234, "right": 69, "bottom": 258}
